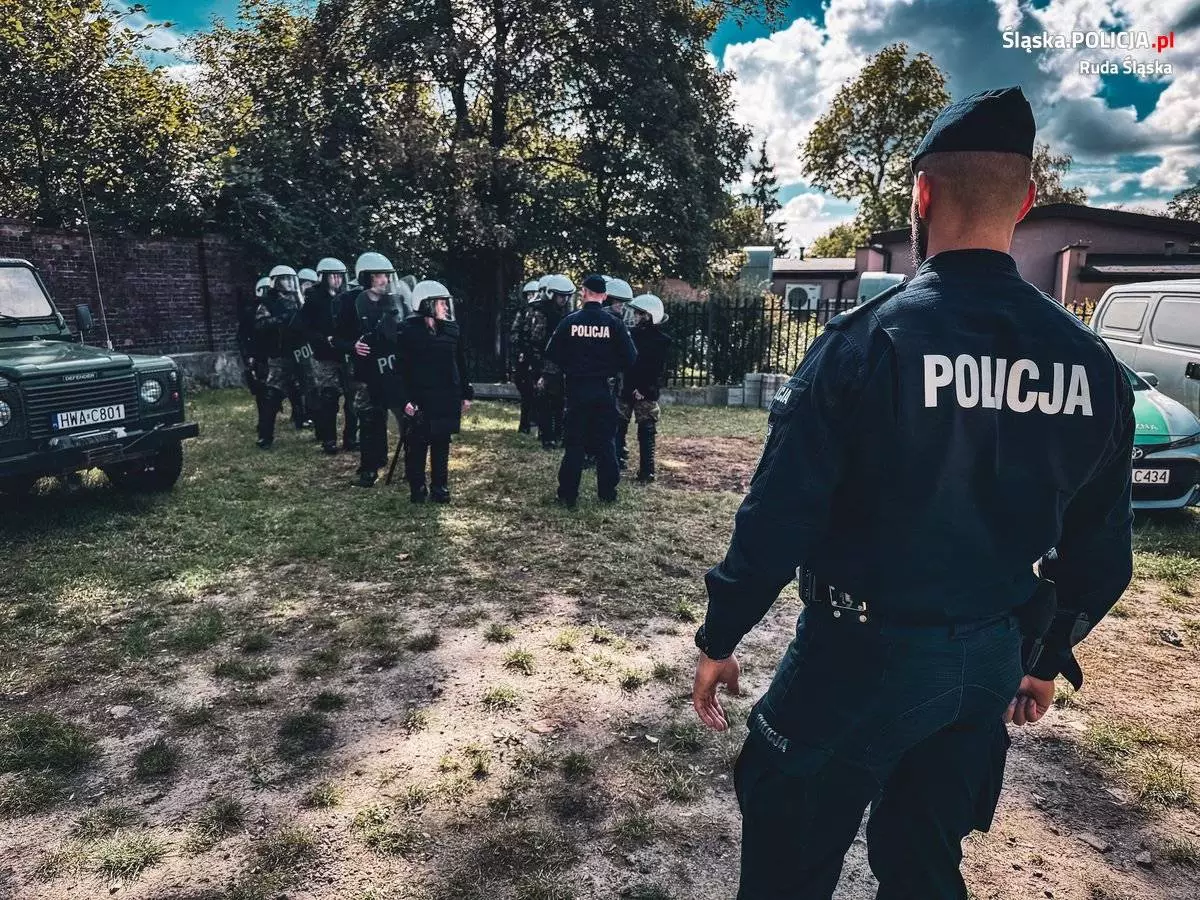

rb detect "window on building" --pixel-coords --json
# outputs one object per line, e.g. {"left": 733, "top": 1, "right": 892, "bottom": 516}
{"left": 1150, "top": 295, "right": 1200, "bottom": 350}
{"left": 1099, "top": 295, "right": 1149, "bottom": 332}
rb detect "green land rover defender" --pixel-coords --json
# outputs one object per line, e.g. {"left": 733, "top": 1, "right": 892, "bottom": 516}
{"left": 0, "top": 258, "right": 199, "bottom": 496}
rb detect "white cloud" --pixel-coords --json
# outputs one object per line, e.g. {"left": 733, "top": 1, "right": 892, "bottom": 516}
{"left": 773, "top": 192, "right": 858, "bottom": 251}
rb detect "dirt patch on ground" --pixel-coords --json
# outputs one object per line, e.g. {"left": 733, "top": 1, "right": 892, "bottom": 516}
{"left": 657, "top": 436, "right": 761, "bottom": 493}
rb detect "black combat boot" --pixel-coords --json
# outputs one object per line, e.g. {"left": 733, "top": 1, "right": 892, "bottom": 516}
{"left": 354, "top": 469, "right": 378, "bottom": 488}
{"left": 636, "top": 421, "right": 656, "bottom": 484}
{"left": 256, "top": 394, "right": 279, "bottom": 449}
{"left": 410, "top": 484, "right": 428, "bottom": 504}
{"left": 430, "top": 440, "right": 451, "bottom": 503}
{"left": 616, "top": 418, "right": 630, "bottom": 470}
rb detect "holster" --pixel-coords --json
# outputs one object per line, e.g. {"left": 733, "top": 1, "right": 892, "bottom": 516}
{"left": 1017, "top": 578, "right": 1089, "bottom": 689}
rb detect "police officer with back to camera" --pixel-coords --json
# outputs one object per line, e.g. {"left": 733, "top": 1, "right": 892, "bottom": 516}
{"left": 546, "top": 274, "right": 636, "bottom": 507}
{"left": 252, "top": 265, "right": 307, "bottom": 449}
{"left": 510, "top": 278, "right": 542, "bottom": 435}
{"left": 298, "top": 257, "right": 349, "bottom": 455}
{"left": 691, "top": 86, "right": 1135, "bottom": 900}
{"left": 394, "top": 281, "right": 474, "bottom": 504}
{"left": 333, "top": 252, "right": 406, "bottom": 487}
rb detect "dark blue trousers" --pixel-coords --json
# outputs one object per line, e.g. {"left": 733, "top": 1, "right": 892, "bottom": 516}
{"left": 557, "top": 390, "right": 620, "bottom": 503}
{"left": 734, "top": 608, "right": 1023, "bottom": 900}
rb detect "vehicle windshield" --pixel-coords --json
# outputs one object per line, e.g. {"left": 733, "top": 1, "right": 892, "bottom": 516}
{"left": 1120, "top": 363, "right": 1151, "bottom": 391}
{"left": 0, "top": 266, "right": 55, "bottom": 318}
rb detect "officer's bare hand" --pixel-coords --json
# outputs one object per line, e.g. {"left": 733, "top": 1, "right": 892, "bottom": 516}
{"left": 692, "top": 653, "right": 741, "bottom": 732}
{"left": 354, "top": 340, "right": 371, "bottom": 357}
{"left": 462, "top": 400, "right": 471, "bottom": 412}
{"left": 404, "top": 403, "right": 418, "bottom": 417}
{"left": 536, "top": 377, "right": 545, "bottom": 390}
{"left": 1005, "top": 675, "right": 1055, "bottom": 726}
{"left": 633, "top": 389, "right": 644, "bottom": 401}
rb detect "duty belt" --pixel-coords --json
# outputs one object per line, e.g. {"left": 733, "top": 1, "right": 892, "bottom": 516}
{"left": 797, "top": 565, "right": 869, "bottom": 624}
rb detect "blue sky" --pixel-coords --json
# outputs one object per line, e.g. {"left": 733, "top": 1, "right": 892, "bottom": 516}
{"left": 140, "top": 0, "right": 1200, "bottom": 250}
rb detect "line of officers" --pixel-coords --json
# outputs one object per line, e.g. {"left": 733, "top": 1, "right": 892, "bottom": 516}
{"left": 236, "top": 253, "right": 473, "bottom": 499}
{"left": 508, "top": 274, "right": 672, "bottom": 489}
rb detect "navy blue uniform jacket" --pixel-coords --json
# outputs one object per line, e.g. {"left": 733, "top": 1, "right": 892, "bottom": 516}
{"left": 546, "top": 301, "right": 637, "bottom": 400}
{"left": 703, "top": 250, "right": 1135, "bottom": 680}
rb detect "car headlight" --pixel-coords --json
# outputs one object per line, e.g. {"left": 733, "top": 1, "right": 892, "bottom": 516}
{"left": 140, "top": 378, "right": 164, "bottom": 405}
{"left": 0, "top": 399, "right": 10, "bottom": 428}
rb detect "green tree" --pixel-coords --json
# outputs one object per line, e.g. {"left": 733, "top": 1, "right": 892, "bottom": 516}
{"left": 1031, "top": 143, "right": 1087, "bottom": 206}
{"left": 188, "top": 0, "right": 445, "bottom": 268}
{"left": 1167, "top": 184, "right": 1200, "bottom": 221}
{"left": 746, "top": 139, "right": 789, "bottom": 254}
{"left": 808, "top": 221, "right": 867, "bottom": 258}
{"left": 0, "top": 0, "right": 206, "bottom": 231}
{"left": 800, "top": 43, "right": 949, "bottom": 236}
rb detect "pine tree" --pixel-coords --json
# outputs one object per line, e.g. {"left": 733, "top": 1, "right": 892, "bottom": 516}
{"left": 747, "top": 139, "right": 789, "bottom": 255}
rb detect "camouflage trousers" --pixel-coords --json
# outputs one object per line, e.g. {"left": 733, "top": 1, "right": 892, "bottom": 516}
{"left": 264, "top": 357, "right": 298, "bottom": 402}
{"left": 310, "top": 359, "right": 343, "bottom": 404}
{"left": 618, "top": 398, "right": 661, "bottom": 425}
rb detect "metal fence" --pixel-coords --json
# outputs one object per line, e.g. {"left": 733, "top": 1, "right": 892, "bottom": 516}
{"left": 463, "top": 292, "right": 1099, "bottom": 388}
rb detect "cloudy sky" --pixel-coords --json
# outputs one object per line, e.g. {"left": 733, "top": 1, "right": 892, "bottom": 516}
{"left": 144, "top": 0, "right": 1200, "bottom": 251}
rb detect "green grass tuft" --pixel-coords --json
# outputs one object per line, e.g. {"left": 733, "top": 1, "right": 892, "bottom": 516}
{"left": 481, "top": 685, "right": 520, "bottom": 712}
{"left": 134, "top": 738, "right": 180, "bottom": 779}
{"left": 406, "top": 631, "right": 442, "bottom": 652}
{"left": 0, "top": 711, "right": 96, "bottom": 773}
{"left": 169, "top": 607, "right": 225, "bottom": 654}
{"left": 351, "top": 805, "right": 423, "bottom": 855}
{"left": 212, "top": 657, "right": 279, "bottom": 682}
{"left": 296, "top": 647, "right": 343, "bottom": 679}
{"left": 310, "top": 690, "right": 348, "bottom": 712}
{"left": 503, "top": 648, "right": 536, "bottom": 675}
{"left": 0, "top": 773, "right": 65, "bottom": 819}
{"left": 485, "top": 623, "right": 516, "bottom": 644}
{"left": 302, "top": 781, "right": 342, "bottom": 809}
{"left": 94, "top": 830, "right": 169, "bottom": 881}
{"left": 75, "top": 805, "right": 141, "bottom": 839}
{"left": 255, "top": 826, "right": 317, "bottom": 872}
{"left": 277, "top": 711, "right": 336, "bottom": 759}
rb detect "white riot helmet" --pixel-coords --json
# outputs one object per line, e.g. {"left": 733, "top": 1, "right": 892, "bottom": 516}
{"left": 409, "top": 280, "right": 455, "bottom": 320}
{"left": 315, "top": 258, "right": 347, "bottom": 293}
{"left": 354, "top": 251, "right": 395, "bottom": 286}
{"left": 255, "top": 277, "right": 271, "bottom": 298}
{"left": 522, "top": 279, "right": 539, "bottom": 299}
{"left": 268, "top": 264, "right": 300, "bottom": 297}
{"left": 545, "top": 274, "right": 575, "bottom": 296}
{"left": 604, "top": 278, "right": 634, "bottom": 304}
{"left": 629, "top": 293, "right": 667, "bottom": 325}
{"left": 297, "top": 267, "right": 318, "bottom": 285}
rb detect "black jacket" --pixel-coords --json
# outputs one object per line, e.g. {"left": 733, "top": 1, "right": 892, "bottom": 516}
{"left": 297, "top": 287, "right": 344, "bottom": 362}
{"left": 546, "top": 301, "right": 637, "bottom": 400}
{"left": 253, "top": 289, "right": 302, "bottom": 360}
{"left": 622, "top": 324, "right": 672, "bottom": 402}
{"left": 334, "top": 289, "right": 404, "bottom": 384}
{"left": 393, "top": 316, "right": 475, "bottom": 436}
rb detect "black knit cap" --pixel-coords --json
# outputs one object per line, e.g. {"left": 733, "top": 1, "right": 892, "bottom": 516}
{"left": 582, "top": 274, "right": 608, "bottom": 293}
{"left": 911, "top": 86, "right": 1036, "bottom": 172}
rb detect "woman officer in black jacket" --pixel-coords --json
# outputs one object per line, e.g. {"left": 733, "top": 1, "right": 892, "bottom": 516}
{"left": 395, "top": 280, "right": 474, "bottom": 503}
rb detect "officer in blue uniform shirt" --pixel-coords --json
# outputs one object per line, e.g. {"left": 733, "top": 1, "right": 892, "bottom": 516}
{"left": 546, "top": 274, "right": 637, "bottom": 507}
{"left": 692, "top": 86, "right": 1135, "bottom": 899}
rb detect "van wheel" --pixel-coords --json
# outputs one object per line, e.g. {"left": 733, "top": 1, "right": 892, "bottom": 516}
{"left": 105, "top": 443, "right": 184, "bottom": 493}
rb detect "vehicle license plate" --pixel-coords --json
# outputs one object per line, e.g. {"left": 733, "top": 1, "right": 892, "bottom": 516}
{"left": 1132, "top": 469, "right": 1170, "bottom": 485}
{"left": 53, "top": 404, "right": 125, "bottom": 430}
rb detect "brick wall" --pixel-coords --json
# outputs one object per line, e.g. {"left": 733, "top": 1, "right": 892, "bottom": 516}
{"left": 0, "top": 220, "right": 253, "bottom": 355}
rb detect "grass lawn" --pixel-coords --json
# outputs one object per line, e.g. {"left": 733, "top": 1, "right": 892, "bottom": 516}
{"left": 1, "top": 390, "right": 1198, "bottom": 900}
